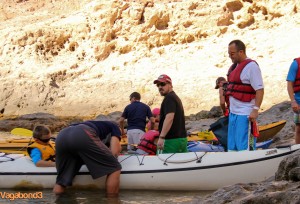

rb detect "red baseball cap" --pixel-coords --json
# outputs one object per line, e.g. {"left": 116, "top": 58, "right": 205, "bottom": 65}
{"left": 153, "top": 74, "right": 172, "bottom": 84}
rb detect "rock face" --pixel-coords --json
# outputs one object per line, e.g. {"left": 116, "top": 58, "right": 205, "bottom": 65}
{"left": 1, "top": 0, "right": 300, "bottom": 117}
{"left": 1, "top": 2, "right": 300, "bottom": 200}
{"left": 276, "top": 149, "right": 300, "bottom": 182}
{"left": 202, "top": 179, "right": 300, "bottom": 203}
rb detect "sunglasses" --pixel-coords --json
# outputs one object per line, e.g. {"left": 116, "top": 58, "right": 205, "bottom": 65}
{"left": 38, "top": 138, "right": 51, "bottom": 143}
{"left": 156, "top": 82, "right": 167, "bottom": 87}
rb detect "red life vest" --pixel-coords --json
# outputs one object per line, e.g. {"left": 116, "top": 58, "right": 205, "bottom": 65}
{"left": 137, "top": 130, "right": 159, "bottom": 155}
{"left": 293, "top": 58, "right": 300, "bottom": 93}
{"left": 226, "top": 59, "right": 256, "bottom": 102}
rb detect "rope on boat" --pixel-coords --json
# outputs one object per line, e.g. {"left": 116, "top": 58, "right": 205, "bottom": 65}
{"left": 162, "top": 153, "right": 176, "bottom": 166}
{"left": 118, "top": 154, "right": 146, "bottom": 165}
{"left": 0, "top": 152, "right": 15, "bottom": 162}
{"left": 194, "top": 152, "right": 207, "bottom": 163}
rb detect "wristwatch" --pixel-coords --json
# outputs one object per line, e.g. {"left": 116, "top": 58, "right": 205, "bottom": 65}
{"left": 253, "top": 106, "right": 260, "bottom": 110}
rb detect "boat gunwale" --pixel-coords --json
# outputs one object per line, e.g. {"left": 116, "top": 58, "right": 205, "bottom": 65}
{"left": 0, "top": 147, "right": 297, "bottom": 176}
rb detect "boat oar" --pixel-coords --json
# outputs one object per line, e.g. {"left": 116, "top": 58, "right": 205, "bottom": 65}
{"left": 11, "top": 128, "right": 33, "bottom": 137}
{"left": 8, "top": 128, "right": 33, "bottom": 143}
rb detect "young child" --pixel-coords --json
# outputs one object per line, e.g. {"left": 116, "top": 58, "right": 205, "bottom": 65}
{"left": 137, "top": 108, "right": 161, "bottom": 155}
{"left": 146, "top": 108, "right": 160, "bottom": 131}
{"left": 27, "top": 125, "right": 55, "bottom": 167}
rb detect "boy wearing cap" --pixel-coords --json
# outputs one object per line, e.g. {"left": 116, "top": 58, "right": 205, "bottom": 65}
{"left": 215, "top": 76, "right": 229, "bottom": 116}
{"left": 153, "top": 74, "right": 188, "bottom": 154}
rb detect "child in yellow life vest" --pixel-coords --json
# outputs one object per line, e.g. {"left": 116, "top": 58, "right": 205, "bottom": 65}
{"left": 27, "top": 125, "right": 55, "bottom": 167}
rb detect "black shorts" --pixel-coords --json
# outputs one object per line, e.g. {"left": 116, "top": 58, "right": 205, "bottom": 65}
{"left": 55, "top": 124, "right": 122, "bottom": 186}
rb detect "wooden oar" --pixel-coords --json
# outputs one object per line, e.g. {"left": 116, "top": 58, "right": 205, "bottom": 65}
{"left": 11, "top": 128, "right": 33, "bottom": 137}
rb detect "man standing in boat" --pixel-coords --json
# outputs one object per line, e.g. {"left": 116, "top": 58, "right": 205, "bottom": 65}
{"left": 153, "top": 74, "right": 188, "bottom": 153}
{"left": 226, "top": 40, "right": 264, "bottom": 151}
{"left": 119, "top": 92, "right": 155, "bottom": 152}
{"left": 287, "top": 57, "right": 300, "bottom": 144}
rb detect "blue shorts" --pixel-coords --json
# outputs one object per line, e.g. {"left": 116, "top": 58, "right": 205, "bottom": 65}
{"left": 228, "top": 113, "right": 256, "bottom": 151}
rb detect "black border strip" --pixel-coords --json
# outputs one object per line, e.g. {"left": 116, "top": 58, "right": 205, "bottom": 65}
{"left": 0, "top": 149, "right": 297, "bottom": 176}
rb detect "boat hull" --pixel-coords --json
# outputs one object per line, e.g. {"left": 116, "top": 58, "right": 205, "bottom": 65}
{"left": 0, "top": 144, "right": 299, "bottom": 190}
{"left": 257, "top": 120, "right": 286, "bottom": 142}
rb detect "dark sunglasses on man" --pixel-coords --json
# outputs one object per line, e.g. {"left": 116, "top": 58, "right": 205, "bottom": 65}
{"left": 156, "top": 82, "right": 167, "bottom": 87}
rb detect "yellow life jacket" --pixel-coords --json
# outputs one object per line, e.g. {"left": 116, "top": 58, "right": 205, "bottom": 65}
{"left": 27, "top": 141, "right": 56, "bottom": 161}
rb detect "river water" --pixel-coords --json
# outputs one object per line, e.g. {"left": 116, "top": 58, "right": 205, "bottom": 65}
{"left": 0, "top": 189, "right": 213, "bottom": 203}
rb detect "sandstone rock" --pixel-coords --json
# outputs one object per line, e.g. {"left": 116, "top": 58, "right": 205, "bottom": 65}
{"left": 237, "top": 13, "right": 255, "bottom": 28}
{"left": 0, "top": 0, "right": 299, "bottom": 120}
{"left": 217, "top": 11, "right": 234, "bottom": 26}
{"left": 18, "top": 112, "right": 57, "bottom": 120}
{"left": 289, "top": 167, "right": 300, "bottom": 181}
{"left": 224, "top": 0, "right": 243, "bottom": 12}
{"left": 0, "top": 117, "right": 67, "bottom": 132}
{"left": 275, "top": 149, "right": 300, "bottom": 181}
{"left": 202, "top": 179, "right": 300, "bottom": 203}
{"left": 95, "top": 111, "right": 122, "bottom": 123}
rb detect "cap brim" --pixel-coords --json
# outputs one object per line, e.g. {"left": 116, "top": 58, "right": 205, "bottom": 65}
{"left": 154, "top": 79, "right": 166, "bottom": 84}
{"left": 215, "top": 84, "right": 219, "bottom": 89}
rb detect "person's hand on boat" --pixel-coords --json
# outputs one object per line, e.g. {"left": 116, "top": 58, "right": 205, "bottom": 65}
{"left": 157, "top": 137, "right": 165, "bottom": 150}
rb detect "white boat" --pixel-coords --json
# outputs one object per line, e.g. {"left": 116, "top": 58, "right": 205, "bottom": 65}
{"left": 0, "top": 144, "right": 299, "bottom": 190}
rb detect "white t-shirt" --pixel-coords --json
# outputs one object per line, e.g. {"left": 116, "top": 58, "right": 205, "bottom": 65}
{"left": 229, "top": 61, "right": 264, "bottom": 115}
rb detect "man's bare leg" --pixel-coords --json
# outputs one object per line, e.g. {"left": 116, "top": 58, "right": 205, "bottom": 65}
{"left": 53, "top": 184, "right": 66, "bottom": 195}
{"left": 106, "top": 170, "right": 121, "bottom": 197}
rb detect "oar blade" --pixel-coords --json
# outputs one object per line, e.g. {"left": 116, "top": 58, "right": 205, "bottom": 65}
{"left": 11, "top": 128, "right": 33, "bottom": 137}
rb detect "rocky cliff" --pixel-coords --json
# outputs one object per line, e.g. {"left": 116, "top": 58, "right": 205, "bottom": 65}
{"left": 1, "top": 1, "right": 300, "bottom": 202}
{"left": 1, "top": 0, "right": 300, "bottom": 118}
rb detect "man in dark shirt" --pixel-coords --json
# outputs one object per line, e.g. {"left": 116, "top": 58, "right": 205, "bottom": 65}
{"left": 119, "top": 92, "right": 155, "bottom": 151}
{"left": 153, "top": 74, "right": 188, "bottom": 154}
{"left": 53, "top": 121, "right": 122, "bottom": 197}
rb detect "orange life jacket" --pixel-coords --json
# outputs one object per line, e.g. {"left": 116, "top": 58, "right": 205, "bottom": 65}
{"left": 137, "top": 130, "right": 159, "bottom": 155}
{"left": 293, "top": 58, "right": 300, "bottom": 93}
{"left": 27, "top": 141, "right": 56, "bottom": 161}
{"left": 226, "top": 59, "right": 256, "bottom": 102}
